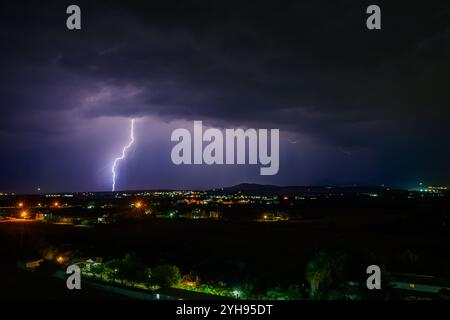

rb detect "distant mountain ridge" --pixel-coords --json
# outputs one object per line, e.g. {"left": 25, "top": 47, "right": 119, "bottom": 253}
{"left": 218, "top": 183, "right": 392, "bottom": 195}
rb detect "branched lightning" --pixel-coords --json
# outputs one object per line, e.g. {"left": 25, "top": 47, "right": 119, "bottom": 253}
{"left": 111, "top": 119, "right": 135, "bottom": 192}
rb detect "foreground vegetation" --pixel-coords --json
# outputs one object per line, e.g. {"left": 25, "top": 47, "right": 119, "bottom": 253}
{"left": 39, "top": 250, "right": 398, "bottom": 300}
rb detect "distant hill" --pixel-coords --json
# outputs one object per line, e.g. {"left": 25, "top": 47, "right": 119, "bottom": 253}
{"left": 218, "top": 183, "right": 392, "bottom": 195}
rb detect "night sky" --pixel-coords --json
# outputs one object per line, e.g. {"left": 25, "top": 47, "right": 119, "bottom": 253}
{"left": 1, "top": 0, "right": 450, "bottom": 193}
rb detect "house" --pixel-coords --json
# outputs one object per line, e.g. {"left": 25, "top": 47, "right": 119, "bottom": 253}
{"left": 17, "top": 259, "right": 44, "bottom": 271}
{"left": 391, "top": 273, "right": 450, "bottom": 299}
{"left": 97, "top": 214, "right": 112, "bottom": 224}
{"left": 35, "top": 213, "right": 45, "bottom": 221}
{"left": 70, "top": 257, "right": 103, "bottom": 272}
{"left": 259, "top": 212, "right": 290, "bottom": 222}
{"left": 209, "top": 211, "right": 221, "bottom": 220}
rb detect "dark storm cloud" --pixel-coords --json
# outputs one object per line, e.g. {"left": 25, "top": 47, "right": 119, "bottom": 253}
{"left": 1, "top": 0, "right": 450, "bottom": 191}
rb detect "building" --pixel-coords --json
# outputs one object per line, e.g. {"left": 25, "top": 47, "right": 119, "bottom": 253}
{"left": 17, "top": 259, "right": 44, "bottom": 271}
{"left": 391, "top": 273, "right": 450, "bottom": 299}
{"left": 259, "top": 212, "right": 290, "bottom": 222}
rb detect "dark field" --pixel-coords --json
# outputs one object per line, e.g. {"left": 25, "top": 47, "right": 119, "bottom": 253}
{"left": 0, "top": 265, "right": 128, "bottom": 299}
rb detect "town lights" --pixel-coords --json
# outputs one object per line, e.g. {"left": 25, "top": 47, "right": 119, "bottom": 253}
{"left": 56, "top": 256, "right": 64, "bottom": 264}
{"left": 20, "top": 210, "right": 28, "bottom": 218}
{"left": 135, "top": 201, "right": 143, "bottom": 209}
{"left": 18, "top": 202, "right": 24, "bottom": 208}
{"left": 53, "top": 201, "right": 59, "bottom": 207}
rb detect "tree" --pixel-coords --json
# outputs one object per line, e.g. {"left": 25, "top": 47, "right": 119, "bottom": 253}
{"left": 266, "top": 286, "right": 289, "bottom": 300}
{"left": 151, "top": 264, "right": 182, "bottom": 288}
{"left": 104, "top": 259, "right": 122, "bottom": 283}
{"left": 91, "top": 263, "right": 104, "bottom": 280}
{"left": 305, "top": 252, "right": 333, "bottom": 298}
{"left": 286, "top": 284, "right": 303, "bottom": 300}
{"left": 305, "top": 251, "right": 352, "bottom": 299}
{"left": 234, "top": 282, "right": 254, "bottom": 299}
{"left": 119, "top": 253, "right": 150, "bottom": 287}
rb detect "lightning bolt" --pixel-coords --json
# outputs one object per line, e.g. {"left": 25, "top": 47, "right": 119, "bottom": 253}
{"left": 111, "top": 119, "right": 135, "bottom": 192}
